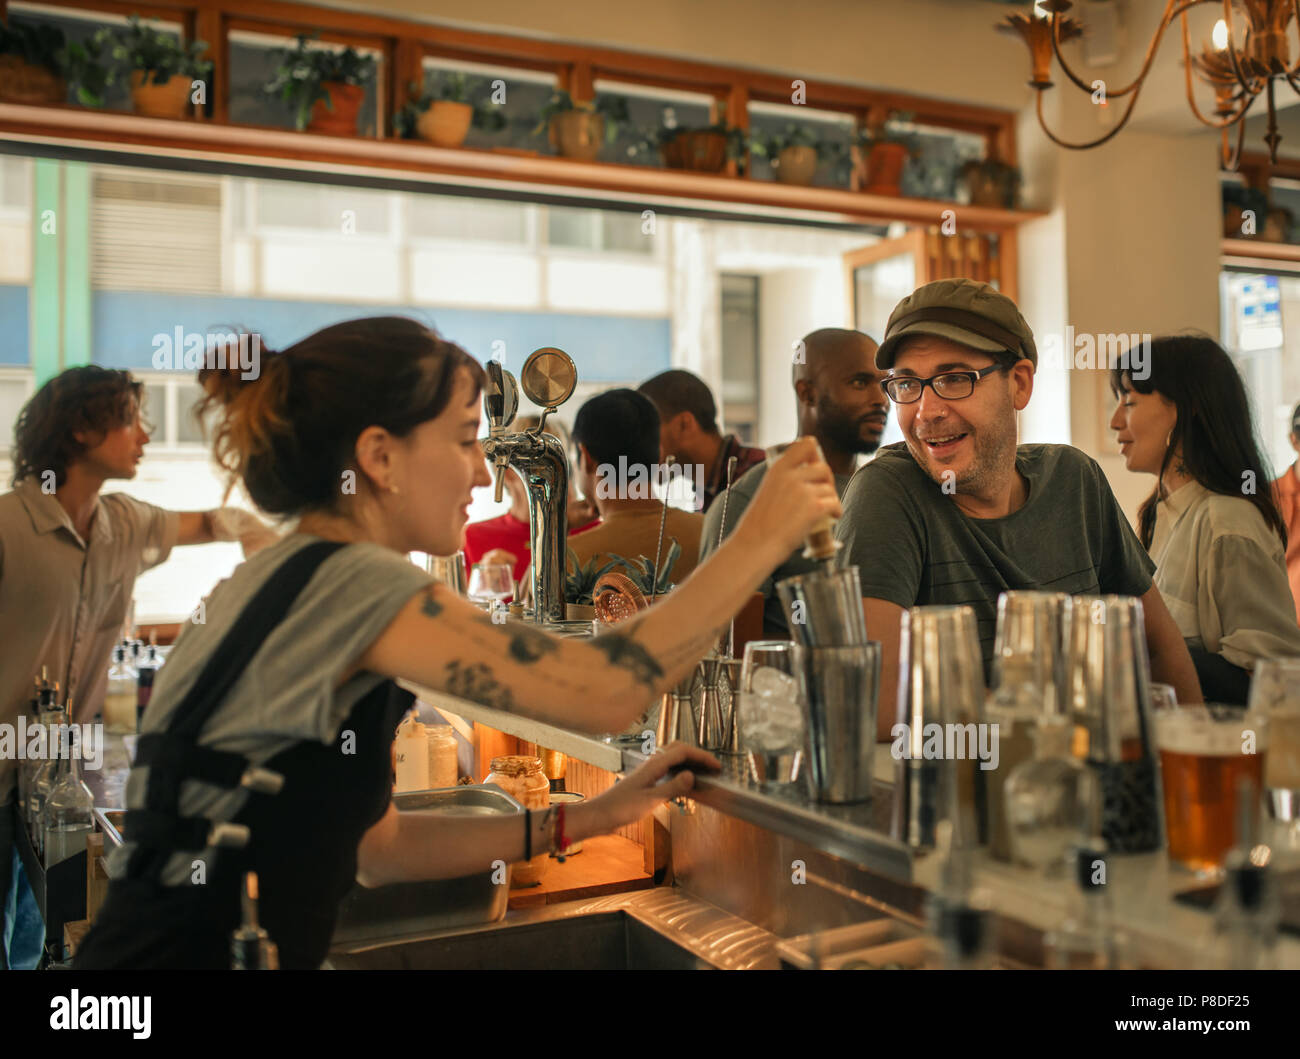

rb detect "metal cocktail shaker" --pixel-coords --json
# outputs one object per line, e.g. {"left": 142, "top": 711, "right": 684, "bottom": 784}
{"left": 892, "top": 605, "right": 988, "bottom": 849}
{"left": 794, "top": 643, "right": 881, "bottom": 803}
{"left": 1061, "top": 594, "right": 1164, "bottom": 854}
{"left": 777, "top": 567, "right": 869, "bottom": 648}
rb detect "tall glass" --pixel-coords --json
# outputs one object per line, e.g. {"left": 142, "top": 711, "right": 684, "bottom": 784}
{"left": 1247, "top": 658, "right": 1300, "bottom": 827}
{"left": 795, "top": 642, "right": 880, "bottom": 804}
{"left": 1155, "top": 704, "right": 1269, "bottom": 874}
{"left": 737, "top": 641, "right": 803, "bottom": 790}
{"left": 427, "top": 552, "right": 468, "bottom": 596}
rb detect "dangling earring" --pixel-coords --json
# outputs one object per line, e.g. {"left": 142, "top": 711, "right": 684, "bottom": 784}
{"left": 389, "top": 484, "right": 401, "bottom": 496}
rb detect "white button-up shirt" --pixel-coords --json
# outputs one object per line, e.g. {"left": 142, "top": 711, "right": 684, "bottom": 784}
{"left": 0, "top": 478, "right": 177, "bottom": 803}
{"left": 1149, "top": 479, "right": 1300, "bottom": 671}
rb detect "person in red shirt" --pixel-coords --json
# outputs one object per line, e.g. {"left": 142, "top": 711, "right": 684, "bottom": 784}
{"left": 1272, "top": 401, "right": 1300, "bottom": 626}
{"left": 463, "top": 417, "right": 596, "bottom": 582}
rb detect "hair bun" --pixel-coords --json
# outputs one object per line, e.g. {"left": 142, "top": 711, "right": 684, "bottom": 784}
{"left": 197, "top": 339, "right": 280, "bottom": 406}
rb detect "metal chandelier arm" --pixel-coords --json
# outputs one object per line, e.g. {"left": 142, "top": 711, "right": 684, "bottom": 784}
{"left": 1221, "top": 106, "right": 1250, "bottom": 170}
{"left": 1180, "top": 9, "right": 1260, "bottom": 129}
{"left": 1220, "top": 0, "right": 1263, "bottom": 97}
{"left": 1048, "top": 0, "right": 1195, "bottom": 99}
{"left": 1032, "top": 84, "right": 1144, "bottom": 150}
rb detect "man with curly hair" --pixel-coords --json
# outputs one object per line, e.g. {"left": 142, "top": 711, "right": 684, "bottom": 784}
{"left": 0, "top": 365, "right": 274, "bottom": 968}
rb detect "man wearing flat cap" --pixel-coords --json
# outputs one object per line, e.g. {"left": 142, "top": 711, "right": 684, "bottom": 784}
{"left": 836, "top": 279, "right": 1202, "bottom": 740}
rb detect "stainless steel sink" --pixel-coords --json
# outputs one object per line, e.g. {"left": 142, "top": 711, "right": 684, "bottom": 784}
{"left": 326, "top": 890, "right": 781, "bottom": 970}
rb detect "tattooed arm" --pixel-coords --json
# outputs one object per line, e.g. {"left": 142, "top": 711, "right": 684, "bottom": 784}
{"left": 358, "top": 438, "right": 841, "bottom": 734}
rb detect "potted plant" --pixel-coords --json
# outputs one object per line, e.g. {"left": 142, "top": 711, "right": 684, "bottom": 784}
{"left": 657, "top": 122, "right": 746, "bottom": 173}
{"left": 264, "top": 34, "right": 376, "bottom": 134}
{"left": 960, "top": 155, "right": 1021, "bottom": 208}
{"left": 564, "top": 550, "right": 624, "bottom": 619}
{"left": 393, "top": 71, "right": 506, "bottom": 147}
{"left": 95, "top": 15, "right": 211, "bottom": 119}
{"left": 0, "top": 18, "right": 67, "bottom": 104}
{"left": 533, "top": 90, "right": 628, "bottom": 162}
{"left": 750, "top": 124, "right": 847, "bottom": 186}
{"left": 858, "top": 111, "right": 917, "bottom": 196}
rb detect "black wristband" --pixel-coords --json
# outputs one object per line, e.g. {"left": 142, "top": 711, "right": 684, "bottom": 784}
{"left": 524, "top": 808, "right": 532, "bottom": 861}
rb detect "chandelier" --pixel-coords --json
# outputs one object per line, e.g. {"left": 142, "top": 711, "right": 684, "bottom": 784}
{"left": 1000, "top": 0, "right": 1300, "bottom": 167}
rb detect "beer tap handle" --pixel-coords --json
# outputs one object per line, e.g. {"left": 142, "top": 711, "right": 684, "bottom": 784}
{"left": 493, "top": 455, "right": 509, "bottom": 504}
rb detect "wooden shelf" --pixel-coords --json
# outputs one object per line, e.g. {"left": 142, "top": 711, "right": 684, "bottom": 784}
{"left": 1221, "top": 236, "right": 1300, "bottom": 265}
{"left": 506, "top": 834, "right": 652, "bottom": 910}
{"left": 0, "top": 102, "right": 1044, "bottom": 230}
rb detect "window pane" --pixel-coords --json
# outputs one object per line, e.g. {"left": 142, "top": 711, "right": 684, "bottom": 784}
{"left": 595, "top": 81, "right": 714, "bottom": 169}
{"left": 720, "top": 274, "right": 759, "bottom": 411}
{"left": 748, "top": 103, "right": 856, "bottom": 189}
{"left": 255, "top": 180, "right": 389, "bottom": 234}
{"left": 547, "top": 207, "right": 599, "bottom": 250}
{"left": 407, "top": 195, "right": 528, "bottom": 243}
{"left": 601, "top": 211, "right": 652, "bottom": 254}
{"left": 175, "top": 381, "right": 210, "bottom": 444}
{"left": 0, "top": 377, "right": 30, "bottom": 452}
{"left": 141, "top": 383, "right": 168, "bottom": 440}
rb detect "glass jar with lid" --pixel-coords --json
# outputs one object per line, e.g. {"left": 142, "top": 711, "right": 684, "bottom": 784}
{"left": 484, "top": 755, "right": 551, "bottom": 887}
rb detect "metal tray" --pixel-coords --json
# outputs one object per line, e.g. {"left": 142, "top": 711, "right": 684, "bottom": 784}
{"left": 332, "top": 784, "right": 523, "bottom": 945}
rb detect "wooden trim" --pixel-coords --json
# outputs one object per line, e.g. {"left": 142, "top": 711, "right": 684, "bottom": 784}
{"left": 1234, "top": 151, "right": 1300, "bottom": 185}
{"left": 194, "top": 7, "right": 227, "bottom": 123}
{"left": 998, "top": 227, "right": 1018, "bottom": 303}
{"left": 17, "top": 0, "right": 1017, "bottom": 161}
{"left": 1221, "top": 237, "right": 1300, "bottom": 263}
{"left": 0, "top": 103, "right": 1045, "bottom": 230}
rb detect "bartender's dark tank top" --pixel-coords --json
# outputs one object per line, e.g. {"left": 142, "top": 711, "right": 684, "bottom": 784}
{"left": 75, "top": 540, "right": 420, "bottom": 969}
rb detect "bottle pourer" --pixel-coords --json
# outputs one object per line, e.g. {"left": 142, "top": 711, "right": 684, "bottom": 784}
{"left": 231, "top": 872, "right": 279, "bottom": 970}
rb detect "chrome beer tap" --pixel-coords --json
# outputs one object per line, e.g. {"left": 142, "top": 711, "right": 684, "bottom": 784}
{"left": 479, "top": 349, "right": 579, "bottom": 625}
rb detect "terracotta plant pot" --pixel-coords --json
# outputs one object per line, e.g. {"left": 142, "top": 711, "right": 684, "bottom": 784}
{"left": 415, "top": 99, "right": 473, "bottom": 148}
{"left": 307, "top": 81, "right": 365, "bottom": 135}
{"left": 661, "top": 129, "right": 728, "bottom": 173}
{"left": 961, "top": 161, "right": 1020, "bottom": 209}
{"left": 565, "top": 603, "right": 596, "bottom": 621}
{"left": 864, "top": 141, "right": 909, "bottom": 196}
{"left": 550, "top": 109, "right": 604, "bottom": 161}
{"left": 0, "top": 55, "right": 66, "bottom": 104}
{"left": 774, "top": 144, "right": 818, "bottom": 186}
{"left": 129, "top": 69, "right": 193, "bottom": 119}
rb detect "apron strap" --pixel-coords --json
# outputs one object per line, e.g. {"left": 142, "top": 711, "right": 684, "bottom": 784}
{"left": 126, "top": 539, "right": 347, "bottom": 880}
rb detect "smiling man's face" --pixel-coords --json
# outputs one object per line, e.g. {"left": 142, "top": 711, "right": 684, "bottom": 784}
{"left": 890, "top": 336, "right": 1029, "bottom": 499}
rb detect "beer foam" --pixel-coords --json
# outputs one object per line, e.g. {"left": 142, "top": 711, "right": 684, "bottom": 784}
{"left": 1155, "top": 710, "right": 1268, "bottom": 757}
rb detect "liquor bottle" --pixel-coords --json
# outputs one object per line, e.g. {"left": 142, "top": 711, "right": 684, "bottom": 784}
{"left": 927, "top": 819, "right": 996, "bottom": 969}
{"left": 1045, "top": 843, "right": 1128, "bottom": 969}
{"left": 104, "top": 645, "right": 137, "bottom": 734}
{"left": 17, "top": 670, "right": 48, "bottom": 817}
{"left": 1210, "top": 778, "right": 1279, "bottom": 969}
{"left": 28, "top": 693, "right": 67, "bottom": 855}
{"left": 231, "top": 873, "right": 279, "bottom": 969}
{"left": 42, "top": 722, "right": 95, "bottom": 868}
{"left": 540, "top": 748, "right": 567, "bottom": 793}
{"left": 136, "top": 644, "right": 160, "bottom": 731}
{"left": 1003, "top": 716, "right": 1085, "bottom": 871}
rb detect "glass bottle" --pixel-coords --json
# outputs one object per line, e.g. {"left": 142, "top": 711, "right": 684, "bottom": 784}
{"left": 984, "top": 679, "right": 1044, "bottom": 861}
{"left": 104, "top": 645, "right": 138, "bottom": 734}
{"left": 28, "top": 694, "right": 67, "bottom": 854}
{"left": 927, "top": 820, "right": 996, "bottom": 969}
{"left": 1045, "top": 843, "right": 1129, "bottom": 969}
{"left": 231, "top": 872, "right": 279, "bottom": 970}
{"left": 42, "top": 723, "right": 95, "bottom": 868}
{"left": 1003, "top": 716, "right": 1085, "bottom": 872}
{"left": 1210, "top": 777, "right": 1278, "bottom": 969}
{"left": 136, "top": 644, "right": 160, "bottom": 731}
{"left": 17, "top": 671, "right": 48, "bottom": 817}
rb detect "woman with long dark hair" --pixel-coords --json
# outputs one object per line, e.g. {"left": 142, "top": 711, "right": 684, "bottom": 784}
{"left": 74, "top": 316, "right": 841, "bottom": 969}
{"left": 1109, "top": 334, "right": 1300, "bottom": 702}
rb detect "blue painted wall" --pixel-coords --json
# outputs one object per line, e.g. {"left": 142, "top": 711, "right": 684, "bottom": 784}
{"left": 91, "top": 293, "right": 670, "bottom": 382}
{"left": 0, "top": 286, "right": 30, "bottom": 365}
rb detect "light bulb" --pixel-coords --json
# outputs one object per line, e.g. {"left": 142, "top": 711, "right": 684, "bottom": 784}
{"left": 1213, "top": 19, "right": 1229, "bottom": 51}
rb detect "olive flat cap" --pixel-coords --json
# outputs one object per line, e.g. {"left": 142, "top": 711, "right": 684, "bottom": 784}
{"left": 875, "top": 278, "right": 1037, "bottom": 370}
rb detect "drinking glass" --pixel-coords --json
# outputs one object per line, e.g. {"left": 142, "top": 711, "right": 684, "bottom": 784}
{"left": 427, "top": 552, "right": 468, "bottom": 595}
{"left": 1150, "top": 683, "right": 1178, "bottom": 711}
{"left": 798, "top": 642, "right": 881, "bottom": 805}
{"left": 1155, "top": 703, "right": 1269, "bottom": 875}
{"left": 1247, "top": 658, "right": 1300, "bottom": 828}
{"left": 738, "top": 641, "right": 803, "bottom": 790}
{"left": 992, "top": 590, "right": 1068, "bottom": 715}
{"left": 468, "top": 562, "right": 514, "bottom": 613}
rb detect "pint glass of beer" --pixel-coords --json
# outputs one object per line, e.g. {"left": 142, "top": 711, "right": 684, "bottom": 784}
{"left": 1155, "top": 705, "right": 1269, "bottom": 873}
{"left": 1247, "top": 658, "right": 1300, "bottom": 827}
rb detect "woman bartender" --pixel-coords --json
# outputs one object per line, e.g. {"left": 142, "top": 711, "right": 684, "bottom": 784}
{"left": 75, "top": 316, "right": 841, "bottom": 969}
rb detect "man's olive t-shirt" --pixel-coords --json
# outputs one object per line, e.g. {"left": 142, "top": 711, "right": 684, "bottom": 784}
{"left": 836, "top": 442, "right": 1155, "bottom": 682}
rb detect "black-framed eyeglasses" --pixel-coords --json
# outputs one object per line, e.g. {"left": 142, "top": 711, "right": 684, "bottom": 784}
{"left": 882, "top": 364, "right": 1008, "bottom": 405}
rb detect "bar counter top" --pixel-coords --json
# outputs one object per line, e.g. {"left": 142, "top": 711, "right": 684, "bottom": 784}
{"left": 85, "top": 692, "right": 1300, "bottom": 969}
